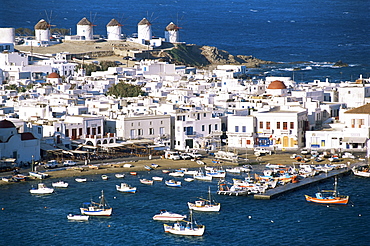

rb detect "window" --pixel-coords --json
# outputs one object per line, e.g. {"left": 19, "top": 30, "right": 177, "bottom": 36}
{"left": 266, "top": 121, "right": 270, "bottom": 129}
{"left": 65, "top": 129, "right": 69, "bottom": 137}
{"left": 160, "top": 127, "right": 165, "bottom": 135}
{"left": 138, "top": 129, "right": 143, "bottom": 135}
{"left": 290, "top": 122, "right": 294, "bottom": 129}
{"left": 235, "top": 126, "right": 239, "bottom": 132}
{"left": 246, "top": 139, "right": 251, "bottom": 145}
{"left": 97, "top": 126, "right": 101, "bottom": 134}
{"left": 276, "top": 122, "right": 280, "bottom": 129}
{"left": 202, "top": 125, "right": 205, "bottom": 131}
{"left": 215, "top": 124, "right": 218, "bottom": 130}
{"left": 259, "top": 121, "right": 263, "bottom": 129}
{"left": 79, "top": 128, "right": 82, "bottom": 136}
{"left": 283, "top": 122, "right": 288, "bottom": 130}
{"left": 149, "top": 128, "right": 154, "bottom": 135}
{"left": 242, "top": 126, "right": 246, "bottom": 132}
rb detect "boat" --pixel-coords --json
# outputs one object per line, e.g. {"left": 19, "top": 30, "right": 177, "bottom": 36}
{"left": 130, "top": 172, "right": 137, "bottom": 176}
{"left": 115, "top": 174, "right": 125, "bottom": 178}
{"left": 165, "top": 180, "right": 182, "bottom": 187}
{"left": 162, "top": 170, "right": 170, "bottom": 174}
{"left": 152, "top": 176, "right": 163, "bottom": 181}
{"left": 12, "top": 174, "right": 27, "bottom": 181}
{"left": 188, "top": 187, "right": 221, "bottom": 212}
{"left": 101, "top": 175, "right": 108, "bottom": 180}
{"left": 52, "top": 181, "right": 69, "bottom": 188}
{"left": 75, "top": 178, "right": 87, "bottom": 182}
{"left": 29, "top": 171, "right": 49, "bottom": 179}
{"left": 80, "top": 190, "right": 113, "bottom": 216}
{"left": 205, "top": 168, "right": 226, "bottom": 178}
{"left": 30, "top": 183, "right": 54, "bottom": 194}
{"left": 116, "top": 183, "right": 137, "bottom": 193}
{"left": 196, "top": 160, "right": 205, "bottom": 165}
{"left": 163, "top": 210, "right": 205, "bottom": 236}
{"left": 216, "top": 180, "right": 249, "bottom": 196}
{"left": 194, "top": 168, "right": 212, "bottom": 181}
{"left": 153, "top": 210, "right": 187, "bottom": 221}
{"left": 140, "top": 179, "right": 154, "bottom": 185}
{"left": 304, "top": 176, "right": 349, "bottom": 205}
{"left": 352, "top": 166, "right": 370, "bottom": 178}
{"left": 144, "top": 165, "right": 152, "bottom": 171}
{"left": 225, "top": 167, "right": 242, "bottom": 174}
{"left": 169, "top": 172, "right": 184, "bottom": 177}
{"left": 184, "top": 178, "right": 194, "bottom": 182}
{"left": 151, "top": 163, "right": 159, "bottom": 169}
{"left": 67, "top": 214, "right": 89, "bottom": 221}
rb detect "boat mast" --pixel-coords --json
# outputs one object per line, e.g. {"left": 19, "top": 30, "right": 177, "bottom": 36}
{"left": 334, "top": 176, "right": 338, "bottom": 197}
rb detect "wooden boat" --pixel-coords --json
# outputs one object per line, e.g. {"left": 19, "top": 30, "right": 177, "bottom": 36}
{"left": 164, "top": 210, "right": 205, "bottom": 236}
{"left": 130, "top": 172, "right": 137, "bottom": 176}
{"left": 153, "top": 210, "right": 186, "bottom": 221}
{"left": 115, "top": 174, "right": 125, "bottom": 178}
{"left": 151, "top": 163, "right": 159, "bottom": 169}
{"left": 217, "top": 180, "right": 249, "bottom": 196}
{"left": 194, "top": 169, "right": 212, "bottom": 181}
{"left": 184, "top": 178, "right": 194, "bottom": 182}
{"left": 169, "top": 172, "right": 184, "bottom": 177}
{"left": 101, "top": 175, "right": 109, "bottom": 180}
{"left": 144, "top": 165, "right": 152, "bottom": 171}
{"left": 52, "top": 181, "right": 69, "bottom": 188}
{"left": 352, "top": 166, "right": 370, "bottom": 178}
{"left": 165, "top": 180, "right": 182, "bottom": 187}
{"left": 152, "top": 176, "right": 163, "bottom": 181}
{"left": 75, "top": 178, "right": 87, "bottom": 182}
{"left": 188, "top": 187, "right": 221, "bottom": 212}
{"left": 162, "top": 170, "right": 170, "bottom": 174}
{"left": 12, "top": 174, "right": 27, "bottom": 181}
{"left": 140, "top": 179, "right": 154, "bottom": 185}
{"left": 30, "top": 183, "right": 54, "bottom": 194}
{"left": 80, "top": 190, "right": 112, "bottom": 216}
{"left": 116, "top": 183, "right": 137, "bottom": 193}
{"left": 67, "top": 214, "right": 89, "bottom": 221}
{"left": 305, "top": 176, "right": 349, "bottom": 205}
{"left": 29, "top": 171, "right": 49, "bottom": 179}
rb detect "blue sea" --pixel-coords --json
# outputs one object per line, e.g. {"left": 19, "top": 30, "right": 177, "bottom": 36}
{"left": 1, "top": 1, "right": 370, "bottom": 245}
{"left": 1, "top": 169, "right": 370, "bottom": 246}
{"left": 1, "top": 0, "right": 369, "bottom": 82}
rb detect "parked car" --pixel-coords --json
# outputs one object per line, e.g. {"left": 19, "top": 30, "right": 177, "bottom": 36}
{"left": 301, "top": 148, "right": 310, "bottom": 155}
{"left": 44, "top": 160, "right": 59, "bottom": 169}
{"left": 63, "top": 160, "right": 77, "bottom": 167}
{"left": 180, "top": 153, "right": 191, "bottom": 160}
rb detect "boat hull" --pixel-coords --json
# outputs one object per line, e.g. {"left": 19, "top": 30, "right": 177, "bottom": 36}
{"left": 305, "top": 195, "right": 349, "bottom": 205}
{"left": 116, "top": 184, "right": 137, "bottom": 193}
{"left": 80, "top": 208, "right": 112, "bottom": 216}
{"left": 67, "top": 214, "right": 89, "bottom": 221}
{"left": 163, "top": 224, "right": 205, "bottom": 236}
{"left": 187, "top": 202, "right": 221, "bottom": 212}
{"left": 30, "top": 188, "right": 54, "bottom": 194}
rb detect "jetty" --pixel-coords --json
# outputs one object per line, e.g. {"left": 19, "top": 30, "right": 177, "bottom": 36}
{"left": 254, "top": 162, "right": 364, "bottom": 200}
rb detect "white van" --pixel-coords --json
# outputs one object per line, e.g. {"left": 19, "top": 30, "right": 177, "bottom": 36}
{"left": 63, "top": 160, "right": 77, "bottom": 166}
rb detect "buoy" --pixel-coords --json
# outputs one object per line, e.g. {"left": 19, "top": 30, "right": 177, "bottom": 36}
{"left": 108, "top": 225, "right": 111, "bottom": 227}
{"left": 2, "top": 208, "right": 4, "bottom": 210}
{"left": 359, "top": 214, "right": 362, "bottom": 217}
{"left": 114, "top": 197, "right": 116, "bottom": 199}
{"left": 248, "top": 216, "right": 252, "bottom": 219}
{"left": 270, "top": 220, "right": 274, "bottom": 223}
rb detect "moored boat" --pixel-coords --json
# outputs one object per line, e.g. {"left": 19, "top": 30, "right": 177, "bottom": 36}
{"left": 52, "top": 181, "right": 69, "bottom": 188}
{"left": 152, "top": 176, "right": 163, "bottom": 181}
{"left": 130, "top": 172, "right": 137, "bottom": 176}
{"left": 30, "top": 183, "right": 54, "bottom": 194}
{"left": 101, "top": 175, "right": 109, "bottom": 180}
{"left": 115, "top": 174, "right": 125, "bottom": 178}
{"left": 75, "top": 178, "right": 87, "bottom": 182}
{"left": 352, "top": 166, "right": 370, "bottom": 178}
{"left": 116, "top": 183, "right": 137, "bottom": 193}
{"left": 29, "top": 171, "right": 49, "bottom": 179}
{"left": 163, "top": 210, "right": 205, "bottom": 236}
{"left": 153, "top": 210, "right": 187, "bottom": 221}
{"left": 80, "top": 190, "right": 112, "bottom": 216}
{"left": 165, "top": 180, "right": 182, "bottom": 187}
{"left": 304, "top": 176, "right": 349, "bottom": 205}
{"left": 188, "top": 187, "right": 221, "bottom": 212}
{"left": 67, "top": 214, "right": 89, "bottom": 221}
{"left": 140, "top": 179, "right": 154, "bottom": 185}
{"left": 184, "top": 178, "right": 195, "bottom": 182}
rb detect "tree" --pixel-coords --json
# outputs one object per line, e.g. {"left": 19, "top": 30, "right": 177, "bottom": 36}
{"left": 106, "top": 82, "right": 145, "bottom": 98}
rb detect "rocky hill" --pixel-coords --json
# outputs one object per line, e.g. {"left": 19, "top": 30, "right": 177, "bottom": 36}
{"left": 157, "top": 44, "right": 275, "bottom": 68}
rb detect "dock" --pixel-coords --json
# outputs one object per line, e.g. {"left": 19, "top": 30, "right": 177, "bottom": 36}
{"left": 254, "top": 163, "right": 363, "bottom": 200}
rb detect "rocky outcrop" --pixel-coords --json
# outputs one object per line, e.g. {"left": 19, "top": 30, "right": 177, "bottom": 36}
{"left": 159, "top": 44, "right": 274, "bottom": 68}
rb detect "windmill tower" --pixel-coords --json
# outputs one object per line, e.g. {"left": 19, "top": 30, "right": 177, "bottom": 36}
{"left": 106, "top": 19, "right": 122, "bottom": 41}
{"left": 34, "top": 19, "right": 50, "bottom": 42}
{"left": 165, "top": 22, "right": 179, "bottom": 43}
{"left": 77, "top": 17, "right": 94, "bottom": 40}
{"left": 137, "top": 18, "right": 152, "bottom": 44}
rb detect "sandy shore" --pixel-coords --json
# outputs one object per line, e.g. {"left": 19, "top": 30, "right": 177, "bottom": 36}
{"left": 1, "top": 153, "right": 359, "bottom": 185}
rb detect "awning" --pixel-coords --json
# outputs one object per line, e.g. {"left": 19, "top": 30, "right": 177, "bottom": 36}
{"left": 342, "top": 137, "right": 367, "bottom": 143}
{"left": 102, "top": 143, "right": 125, "bottom": 148}
{"left": 40, "top": 143, "right": 58, "bottom": 151}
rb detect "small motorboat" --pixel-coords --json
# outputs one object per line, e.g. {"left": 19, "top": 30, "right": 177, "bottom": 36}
{"left": 184, "top": 178, "right": 194, "bottom": 182}
{"left": 130, "top": 172, "right": 137, "bottom": 176}
{"left": 151, "top": 163, "right": 159, "bottom": 169}
{"left": 30, "top": 183, "right": 54, "bottom": 194}
{"left": 101, "top": 175, "right": 109, "bottom": 180}
{"left": 115, "top": 174, "right": 125, "bottom": 178}
{"left": 162, "top": 170, "right": 170, "bottom": 174}
{"left": 152, "top": 177, "right": 163, "bottom": 181}
{"left": 144, "top": 165, "right": 152, "bottom": 171}
{"left": 169, "top": 172, "right": 184, "bottom": 177}
{"left": 52, "top": 181, "right": 69, "bottom": 188}
{"left": 116, "top": 183, "right": 137, "bottom": 193}
{"left": 67, "top": 214, "right": 89, "bottom": 221}
{"left": 165, "top": 180, "right": 182, "bottom": 187}
{"left": 153, "top": 210, "right": 186, "bottom": 221}
{"left": 75, "top": 178, "right": 87, "bottom": 183}
{"left": 140, "top": 179, "right": 154, "bottom": 185}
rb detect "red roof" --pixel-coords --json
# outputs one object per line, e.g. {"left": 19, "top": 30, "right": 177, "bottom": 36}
{"left": 267, "top": 80, "right": 287, "bottom": 89}
{"left": 47, "top": 72, "right": 60, "bottom": 79}
{"left": 0, "top": 119, "right": 15, "bottom": 128}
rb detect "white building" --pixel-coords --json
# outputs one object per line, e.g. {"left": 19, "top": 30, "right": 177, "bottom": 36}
{"left": 227, "top": 114, "right": 257, "bottom": 148}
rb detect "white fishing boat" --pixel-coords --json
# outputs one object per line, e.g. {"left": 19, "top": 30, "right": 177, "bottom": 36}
{"left": 140, "top": 179, "right": 154, "bottom": 185}
{"left": 169, "top": 172, "right": 184, "bottom": 177}
{"left": 225, "top": 167, "right": 242, "bottom": 174}
{"left": 67, "top": 214, "right": 89, "bottom": 221}
{"left": 80, "top": 190, "right": 112, "bottom": 216}
{"left": 153, "top": 210, "right": 187, "bottom": 221}
{"left": 194, "top": 169, "right": 212, "bottom": 181}
{"left": 352, "top": 166, "right": 370, "bottom": 178}
{"left": 29, "top": 171, "right": 49, "bottom": 179}
{"left": 115, "top": 174, "right": 125, "bottom": 178}
{"left": 101, "top": 175, "right": 109, "bottom": 180}
{"left": 75, "top": 178, "right": 87, "bottom": 182}
{"left": 30, "top": 183, "right": 54, "bottom": 194}
{"left": 152, "top": 176, "right": 163, "bottom": 181}
{"left": 52, "top": 181, "right": 69, "bottom": 188}
{"left": 164, "top": 210, "right": 205, "bottom": 236}
{"left": 188, "top": 187, "right": 221, "bottom": 212}
{"left": 184, "top": 178, "right": 195, "bottom": 182}
{"left": 116, "top": 183, "right": 137, "bottom": 193}
{"left": 165, "top": 180, "right": 182, "bottom": 187}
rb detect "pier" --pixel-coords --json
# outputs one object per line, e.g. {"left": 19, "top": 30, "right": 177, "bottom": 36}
{"left": 254, "top": 163, "right": 364, "bottom": 200}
